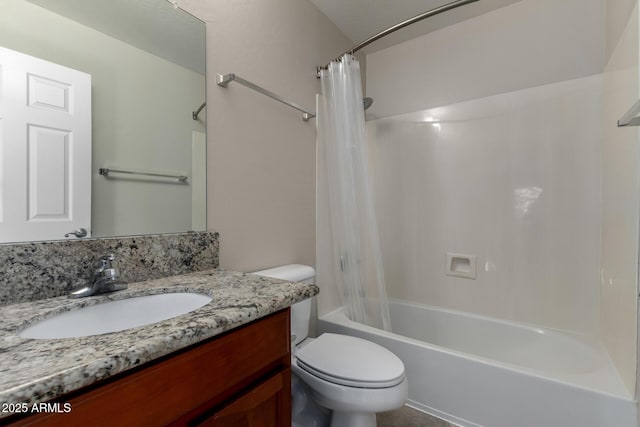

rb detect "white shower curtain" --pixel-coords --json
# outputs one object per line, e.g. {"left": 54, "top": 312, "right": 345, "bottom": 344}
{"left": 318, "top": 54, "right": 391, "bottom": 331}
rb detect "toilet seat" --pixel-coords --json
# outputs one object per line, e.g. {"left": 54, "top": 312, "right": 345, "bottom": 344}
{"left": 295, "top": 333, "right": 405, "bottom": 389}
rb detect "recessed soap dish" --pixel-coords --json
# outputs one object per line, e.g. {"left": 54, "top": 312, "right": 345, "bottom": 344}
{"left": 446, "top": 253, "right": 477, "bottom": 279}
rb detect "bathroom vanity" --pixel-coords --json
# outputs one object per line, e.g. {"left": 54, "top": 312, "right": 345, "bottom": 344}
{"left": 0, "top": 269, "right": 318, "bottom": 426}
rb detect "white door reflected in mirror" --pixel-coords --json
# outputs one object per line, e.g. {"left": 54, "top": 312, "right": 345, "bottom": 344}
{"left": 0, "top": 46, "right": 91, "bottom": 243}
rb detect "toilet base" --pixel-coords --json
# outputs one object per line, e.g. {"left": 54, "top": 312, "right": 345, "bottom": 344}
{"left": 330, "top": 411, "right": 376, "bottom": 427}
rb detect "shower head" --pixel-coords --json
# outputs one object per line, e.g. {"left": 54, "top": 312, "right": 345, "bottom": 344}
{"left": 363, "top": 97, "right": 374, "bottom": 110}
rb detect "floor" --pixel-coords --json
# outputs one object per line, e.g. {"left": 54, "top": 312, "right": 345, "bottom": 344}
{"left": 377, "top": 406, "right": 456, "bottom": 427}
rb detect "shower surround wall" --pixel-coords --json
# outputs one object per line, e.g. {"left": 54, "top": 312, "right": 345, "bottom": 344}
{"left": 358, "top": 0, "right": 640, "bottom": 396}
{"left": 365, "top": 0, "right": 605, "bottom": 336}
{"left": 367, "top": 75, "right": 602, "bottom": 336}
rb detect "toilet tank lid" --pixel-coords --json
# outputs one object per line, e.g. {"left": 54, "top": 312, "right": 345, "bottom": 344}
{"left": 251, "top": 264, "right": 315, "bottom": 282}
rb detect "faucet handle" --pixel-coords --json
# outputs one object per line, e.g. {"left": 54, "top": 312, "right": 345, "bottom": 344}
{"left": 71, "top": 254, "right": 124, "bottom": 298}
{"left": 95, "top": 254, "right": 116, "bottom": 272}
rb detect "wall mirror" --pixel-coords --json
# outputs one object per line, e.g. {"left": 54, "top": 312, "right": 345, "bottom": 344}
{"left": 0, "top": 0, "right": 206, "bottom": 243}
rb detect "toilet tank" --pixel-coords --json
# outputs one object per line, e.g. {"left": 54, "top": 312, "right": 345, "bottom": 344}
{"left": 251, "top": 264, "right": 315, "bottom": 346}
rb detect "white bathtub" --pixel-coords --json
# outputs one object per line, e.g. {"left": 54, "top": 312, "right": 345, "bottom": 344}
{"left": 317, "top": 300, "right": 637, "bottom": 427}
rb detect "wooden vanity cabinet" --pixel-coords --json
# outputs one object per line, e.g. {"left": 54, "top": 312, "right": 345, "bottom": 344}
{"left": 7, "top": 309, "right": 292, "bottom": 427}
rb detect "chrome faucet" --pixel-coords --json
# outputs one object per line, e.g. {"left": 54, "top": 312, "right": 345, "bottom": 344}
{"left": 69, "top": 254, "right": 127, "bottom": 298}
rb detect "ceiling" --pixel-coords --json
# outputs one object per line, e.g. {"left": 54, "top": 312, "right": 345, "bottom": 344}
{"left": 309, "top": 0, "right": 524, "bottom": 54}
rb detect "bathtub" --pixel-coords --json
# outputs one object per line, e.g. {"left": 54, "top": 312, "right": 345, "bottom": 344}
{"left": 317, "top": 300, "right": 637, "bottom": 427}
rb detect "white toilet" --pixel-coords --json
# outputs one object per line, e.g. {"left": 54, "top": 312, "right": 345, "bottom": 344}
{"left": 252, "top": 264, "right": 408, "bottom": 427}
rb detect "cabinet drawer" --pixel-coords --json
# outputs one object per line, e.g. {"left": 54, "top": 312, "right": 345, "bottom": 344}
{"left": 9, "top": 309, "right": 290, "bottom": 427}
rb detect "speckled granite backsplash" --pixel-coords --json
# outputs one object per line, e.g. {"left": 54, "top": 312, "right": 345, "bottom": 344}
{"left": 0, "top": 232, "right": 219, "bottom": 306}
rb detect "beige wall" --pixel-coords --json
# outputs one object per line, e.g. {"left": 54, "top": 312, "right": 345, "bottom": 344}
{"left": 179, "top": 0, "right": 354, "bottom": 272}
{"left": 366, "top": 0, "right": 605, "bottom": 119}
{"left": 601, "top": 0, "right": 639, "bottom": 397}
{"left": 606, "top": 0, "right": 638, "bottom": 62}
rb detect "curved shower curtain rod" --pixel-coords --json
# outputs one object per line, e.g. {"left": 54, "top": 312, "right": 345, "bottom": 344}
{"left": 317, "top": 0, "right": 479, "bottom": 74}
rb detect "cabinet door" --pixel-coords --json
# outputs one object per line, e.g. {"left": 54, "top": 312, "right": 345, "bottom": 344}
{"left": 198, "top": 369, "right": 291, "bottom": 427}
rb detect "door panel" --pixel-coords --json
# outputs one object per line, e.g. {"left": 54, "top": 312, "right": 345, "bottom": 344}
{"left": 27, "top": 125, "right": 70, "bottom": 220}
{"left": 27, "top": 73, "right": 71, "bottom": 113}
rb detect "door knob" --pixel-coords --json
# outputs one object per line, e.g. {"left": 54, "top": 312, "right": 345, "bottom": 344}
{"left": 65, "top": 228, "right": 87, "bottom": 238}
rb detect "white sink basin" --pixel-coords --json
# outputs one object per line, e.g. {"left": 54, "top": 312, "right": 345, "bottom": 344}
{"left": 18, "top": 293, "right": 212, "bottom": 339}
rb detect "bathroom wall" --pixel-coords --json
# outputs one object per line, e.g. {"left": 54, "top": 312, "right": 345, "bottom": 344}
{"left": 358, "top": 0, "right": 607, "bottom": 336}
{"left": 179, "top": 0, "right": 355, "bottom": 272}
{"left": 606, "top": 0, "right": 638, "bottom": 62}
{"left": 365, "top": 0, "right": 605, "bottom": 119}
{"left": 0, "top": 0, "right": 205, "bottom": 238}
{"left": 600, "top": 0, "right": 639, "bottom": 397}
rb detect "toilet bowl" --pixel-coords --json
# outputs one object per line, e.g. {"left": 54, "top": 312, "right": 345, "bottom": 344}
{"left": 252, "top": 265, "right": 408, "bottom": 427}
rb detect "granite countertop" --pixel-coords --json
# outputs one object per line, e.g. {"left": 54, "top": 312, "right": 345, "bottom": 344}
{"left": 0, "top": 269, "right": 319, "bottom": 417}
